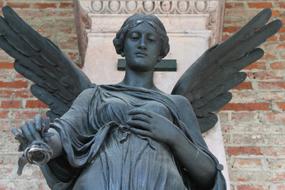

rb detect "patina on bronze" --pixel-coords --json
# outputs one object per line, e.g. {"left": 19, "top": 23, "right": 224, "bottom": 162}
{"left": 0, "top": 6, "right": 282, "bottom": 190}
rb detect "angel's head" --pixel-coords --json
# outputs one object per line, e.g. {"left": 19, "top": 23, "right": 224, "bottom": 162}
{"left": 113, "top": 14, "right": 170, "bottom": 71}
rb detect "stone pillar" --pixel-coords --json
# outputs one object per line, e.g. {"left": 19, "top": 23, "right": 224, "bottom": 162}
{"left": 76, "top": 0, "right": 229, "bottom": 187}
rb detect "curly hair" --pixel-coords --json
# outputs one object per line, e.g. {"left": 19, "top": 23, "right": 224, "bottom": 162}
{"left": 113, "top": 14, "right": 170, "bottom": 58}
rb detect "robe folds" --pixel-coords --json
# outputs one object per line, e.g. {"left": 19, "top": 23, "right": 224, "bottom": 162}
{"left": 40, "top": 84, "right": 226, "bottom": 190}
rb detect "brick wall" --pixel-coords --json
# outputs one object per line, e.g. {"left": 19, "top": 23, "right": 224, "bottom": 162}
{"left": 221, "top": 1, "right": 285, "bottom": 190}
{"left": 0, "top": 0, "right": 79, "bottom": 189}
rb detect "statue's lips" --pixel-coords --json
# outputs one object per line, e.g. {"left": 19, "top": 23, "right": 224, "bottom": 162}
{"left": 135, "top": 52, "right": 147, "bottom": 57}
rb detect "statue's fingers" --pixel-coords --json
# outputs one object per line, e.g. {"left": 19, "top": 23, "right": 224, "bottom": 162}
{"left": 42, "top": 117, "right": 50, "bottom": 132}
{"left": 18, "top": 143, "right": 28, "bottom": 152}
{"left": 17, "top": 154, "right": 28, "bottom": 176}
{"left": 11, "top": 127, "right": 27, "bottom": 147}
{"left": 27, "top": 121, "right": 41, "bottom": 140}
{"left": 34, "top": 114, "right": 42, "bottom": 131}
{"left": 129, "top": 114, "right": 151, "bottom": 123}
{"left": 128, "top": 109, "right": 152, "bottom": 118}
{"left": 11, "top": 128, "right": 25, "bottom": 143}
{"left": 127, "top": 119, "right": 149, "bottom": 130}
{"left": 21, "top": 123, "right": 34, "bottom": 142}
{"left": 129, "top": 128, "right": 152, "bottom": 137}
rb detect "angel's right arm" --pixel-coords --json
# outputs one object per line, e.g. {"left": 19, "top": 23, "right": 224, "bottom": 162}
{"left": 37, "top": 87, "right": 97, "bottom": 188}
{"left": 46, "top": 87, "right": 97, "bottom": 159}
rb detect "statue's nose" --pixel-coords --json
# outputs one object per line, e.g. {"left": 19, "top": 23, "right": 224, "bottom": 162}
{"left": 138, "top": 37, "right": 146, "bottom": 49}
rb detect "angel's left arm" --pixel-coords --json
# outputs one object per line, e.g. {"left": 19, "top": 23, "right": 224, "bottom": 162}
{"left": 170, "top": 96, "right": 218, "bottom": 189}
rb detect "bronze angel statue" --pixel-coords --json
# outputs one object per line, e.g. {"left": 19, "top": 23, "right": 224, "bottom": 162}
{"left": 0, "top": 6, "right": 281, "bottom": 190}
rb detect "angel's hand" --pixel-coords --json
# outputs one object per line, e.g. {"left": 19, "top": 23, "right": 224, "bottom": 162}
{"left": 127, "top": 109, "right": 181, "bottom": 146}
{"left": 11, "top": 114, "right": 51, "bottom": 175}
{"left": 12, "top": 114, "right": 47, "bottom": 150}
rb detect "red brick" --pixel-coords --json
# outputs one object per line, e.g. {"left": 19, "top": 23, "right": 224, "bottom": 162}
{"left": 262, "top": 53, "right": 277, "bottom": 60}
{"left": 58, "top": 10, "right": 75, "bottom": 17}
{"left": 244, "top": 61, "right": 266, "bottom": 70}
{"left": 271, "top": 172, "right": 285, "bottom": 182}
{"left": 248, "top": 2, "right": 272, "bottom": 8}
{"left": 0, "top": 100, "right": 21, "bottom": 109}
{"left": 270, "top": 62, "right": 285, "bottom": 69}
{"left": 280, "top": 34, "right": 285, "bottom": 41}
{"left": 280, "top": 3, "right": 285, "bottom": 8}
{"left": 0, "top": 89, "right": 32, "bottom": 98}
{"left": 11, "top": 110, "right": 39, "bottom": 120}
{"left": 262, "top": 147, "right": 285, "bottom": 157}
{"left": 32, "top": 3, "right": 57, "bottom": 9}
{"left": 60, "top": 2, "right": 73, "bottom": 8}
{"left": 231, "top": 112, "right": 257, "bottom": 122}
{"left": 261, "top": 113, "right": 285, "bottom": 125}
{"left": 234, "top": 82, "right": 253, "bottom": 90}
{"left": 267, "top": 35, "right": 278, "bottom": 41}
{"left": 237, "top": 185, "right": 267, "bottom": 190}
{"left": 222, "top": 103, "right": 270, "bottom": 111}
{"left": 233, "top": 158, "right": 262, "bottom": 169}
{"left": 0, "top": 111, "right": 9, "bottom": 119}
{"left": 6, "top": 2, "right": 30, "bottom": 8}
{"left": 247, "top": 71, "right": 283, "bottom": 80}
{"left": 272, "top": 10, "right": 281, "bottom": 17}
{"left": 223, "top": 26, "right": 240, "bottom": 33}
{"left": 0, "top": 62, "right": 13, "bottom": 69}
{"left": 25, "top": 100, "right": 48, "bottom": 108}
{"left": 258, "top": 82, "right": 285, "bottom": 90}
{"left": 276, "top": 102, "right": 285, "bottom": 110}
{"left": 0, "top": 80, "right": 28, "bottom": 88}
{"left": 226, "top": 147, "right": 262, "bottom": 156}
{"left": 225, "top": 3, "right": 244, "bottom": 9}
{"left": 280, "top": 27, "right": 285, "bottom": 33}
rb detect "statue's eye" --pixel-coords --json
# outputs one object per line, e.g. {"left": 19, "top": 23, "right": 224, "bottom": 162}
{"left": 148, "top": 34, "right": 156, "bottom": 42}
{"left": 130, "top": 32, "right": 140, "bottom": 40}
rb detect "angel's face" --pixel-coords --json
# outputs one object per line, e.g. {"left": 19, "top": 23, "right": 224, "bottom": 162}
{"left": 123, "top": 23, "right": 162, "bottom": 72}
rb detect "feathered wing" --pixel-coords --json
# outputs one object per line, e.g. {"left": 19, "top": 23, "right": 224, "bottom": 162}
{"left": 172, "top": 9, "right": 282, "bottom": 133}
{"left": 0, "top": 6, "right": 92, "bottom": 121}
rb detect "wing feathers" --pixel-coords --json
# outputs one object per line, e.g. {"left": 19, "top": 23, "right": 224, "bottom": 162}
{"left": 221, "top": 20, "right": 282, "bottom": 63}
{"left": 14, "top": 61, "right": 45, "bottom": 86}
{"left": 31, "top": 85, "right": 69, "bottom": 116}
{"left": 195, "top": 92, "right": 232, "bottom": 116}
{"left": 3, "top": 6, "right": 43, "bottom": 51}
{"left": 0, "top": 6, "right": 92, "bottom": 120}
{"left": 172, "top": 9, "right": 282, "bottom": 132}
{"left": 198, "top": 114, "right": 218, "bottom": 133}
{"left": 0, "top": 36, "right": 24, "bottom": 59}
{"left": 216, "top": 9, "right": 271, "bottom": 56}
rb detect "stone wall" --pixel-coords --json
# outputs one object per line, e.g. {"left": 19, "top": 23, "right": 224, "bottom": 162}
{"left": 0, "top": 0, "right": 284, "bottom": 190}
{"left": 221, "top": 1, "right": 285, "bottom": 190}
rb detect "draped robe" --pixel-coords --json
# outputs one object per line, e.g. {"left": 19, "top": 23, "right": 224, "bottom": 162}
{"left": 40, "top": 84, "right": 226, "bottom": 190}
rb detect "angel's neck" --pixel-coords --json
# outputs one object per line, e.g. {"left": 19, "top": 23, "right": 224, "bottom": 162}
{"left": 120, "top": 69, "right": 157, "bottom": 90}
